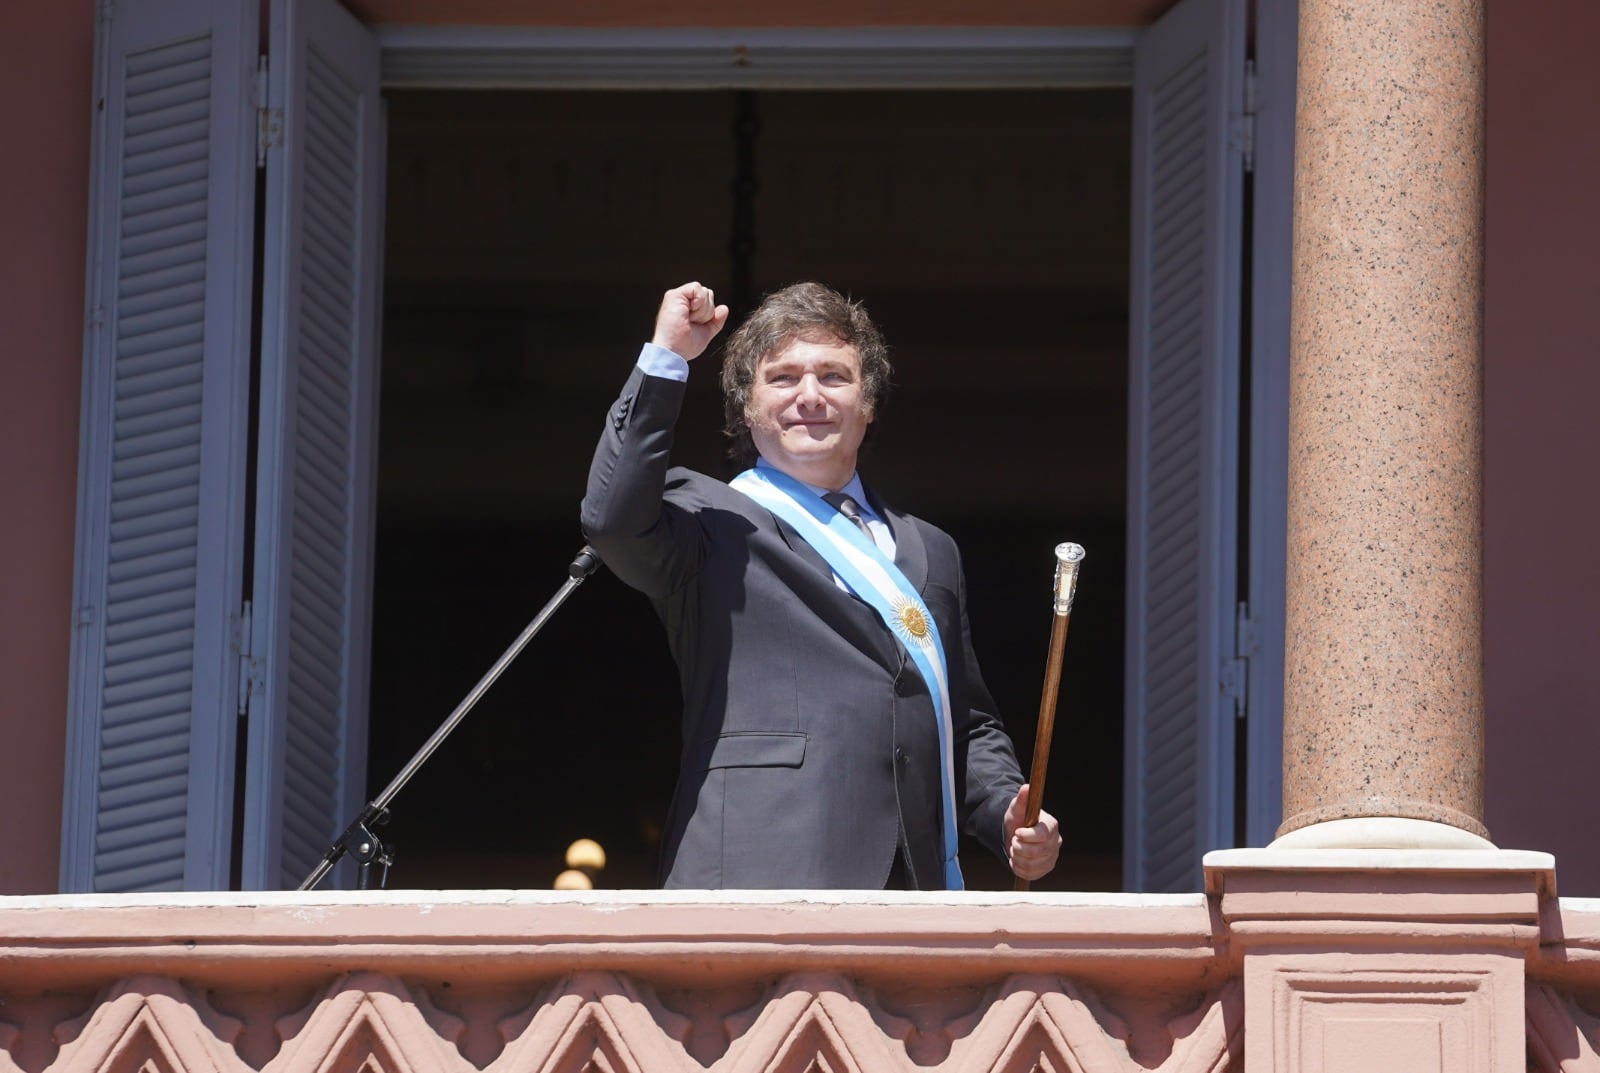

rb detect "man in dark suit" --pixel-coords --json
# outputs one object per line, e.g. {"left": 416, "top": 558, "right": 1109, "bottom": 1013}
{"left": 582, "top": 281, "right": 1061, "bottom": 889}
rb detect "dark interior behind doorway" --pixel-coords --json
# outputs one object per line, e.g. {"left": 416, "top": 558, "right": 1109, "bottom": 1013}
{"left": 368, "top": 87, "right": 1131, "bottom": 890}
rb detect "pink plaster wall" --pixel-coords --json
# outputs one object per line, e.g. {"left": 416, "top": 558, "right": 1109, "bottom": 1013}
{"left": 0, "top": 3, "right": 92, "bottom": 893}
{"left": 1482, "top": 0, "right": 1600, "bottom": 894}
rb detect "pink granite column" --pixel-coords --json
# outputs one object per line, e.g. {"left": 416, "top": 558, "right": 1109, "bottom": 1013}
{"left": 1278, "top": 0, "right": 1488, "bottom": 844}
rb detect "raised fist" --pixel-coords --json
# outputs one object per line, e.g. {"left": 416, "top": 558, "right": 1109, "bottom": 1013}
{"left": 651, "top": 282, "right": 730, "bottom": 361}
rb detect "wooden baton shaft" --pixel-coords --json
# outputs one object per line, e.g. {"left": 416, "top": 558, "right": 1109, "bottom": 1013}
{"left": 1015, "top": 543, "right": 1084, "bottom": 892}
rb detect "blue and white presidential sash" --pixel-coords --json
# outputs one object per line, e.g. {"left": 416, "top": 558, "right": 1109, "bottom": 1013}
{"left": 730, "top": 466, "right": 964, "bottom": 890}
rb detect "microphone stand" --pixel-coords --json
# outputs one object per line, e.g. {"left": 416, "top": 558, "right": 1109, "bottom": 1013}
{"left": 299, "top": 545, "right": 604, "bottom": 892}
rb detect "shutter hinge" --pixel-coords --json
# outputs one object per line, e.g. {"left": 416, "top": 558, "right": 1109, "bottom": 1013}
{"left": 1236, "top": 599, "right": 1259, "bottom": 658}
{"left": 256, "top": 56, "right": 282, "bottom": 168}
{"left": 1219, "top": 658, "right": 1247, "bottom": 718}
{"left": 97, "top": 0, "right": 114, "bottom": 24}
{"left": 1232, "top": 58, "right": 1257, "bottom": 173}
{"left": 1222, "top": 600, "right": 1255, "bottom": 720}
{"left": 236, "top": 599, "right": 257, "bottom": 717}
{"left": 73, "top": 605, "right": 95, "bottom": 629}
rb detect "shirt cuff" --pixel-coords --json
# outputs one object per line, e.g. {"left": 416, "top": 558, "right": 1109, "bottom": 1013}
{"left": 637, "top": 342, "right": 690, "bottom": 382}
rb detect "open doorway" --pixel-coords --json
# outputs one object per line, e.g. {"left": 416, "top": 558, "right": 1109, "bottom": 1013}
{"left": 366, "top": 87, "right": 1131, "bottom": 891}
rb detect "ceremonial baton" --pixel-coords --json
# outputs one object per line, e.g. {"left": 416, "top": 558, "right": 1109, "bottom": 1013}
{"left": 1015, "top": 542, "right": 1085, "bottom": 892}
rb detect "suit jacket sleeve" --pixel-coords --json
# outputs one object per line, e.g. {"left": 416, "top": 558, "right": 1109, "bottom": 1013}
{"left": 580, "top": 364, "right": 709, "bottom": 599}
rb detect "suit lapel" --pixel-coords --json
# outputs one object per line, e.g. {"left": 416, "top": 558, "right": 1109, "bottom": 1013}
{"left": 742, "top": 474, "right": 935, "bottom": 674}
{"left": 777, "top": 514, "right": 903, "bottom": 667}
{"left": 757, "top": 480, "right": 928, "bottom": 595}
{"left": 768, "top": 512, "right": 834, "bottom": 581}
{"left": 873, "top": 494, "right": 929, "bottom": 596}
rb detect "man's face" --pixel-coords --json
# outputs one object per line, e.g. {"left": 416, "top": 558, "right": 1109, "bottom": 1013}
{"left": 745, "top": 335, "right": 873, "bottom": 490}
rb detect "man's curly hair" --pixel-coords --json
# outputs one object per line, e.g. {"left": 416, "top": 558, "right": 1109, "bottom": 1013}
{"left": 718, "top": 282, "right": 892, "bottom": 468}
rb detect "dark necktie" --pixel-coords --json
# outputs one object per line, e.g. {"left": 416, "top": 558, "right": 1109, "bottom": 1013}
{"left": 823, "top": 492, "right": 874, "bottom": 541}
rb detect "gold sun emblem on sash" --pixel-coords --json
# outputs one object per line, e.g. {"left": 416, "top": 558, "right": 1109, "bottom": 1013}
{"left": 891, "top": 597, "right": 932, "bottom": 648}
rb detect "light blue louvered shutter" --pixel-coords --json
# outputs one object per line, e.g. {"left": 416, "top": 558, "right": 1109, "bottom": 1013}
{"left": 240, "top": 0, "right": 383, "bottom": 890}
{"left": 1123, "top": 0, "right": 1245, "bottom": 893}
{"left": 62, "top": 0, "right": 259, "bottom": 892}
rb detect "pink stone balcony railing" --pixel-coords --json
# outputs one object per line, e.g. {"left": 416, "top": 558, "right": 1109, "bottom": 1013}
{"left": 1, "top": 851, "right": 1598, "bottom": 1072}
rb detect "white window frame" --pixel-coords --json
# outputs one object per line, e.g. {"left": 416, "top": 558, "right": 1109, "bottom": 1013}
{"left": 374, "top": 26, "right": 1138, "bottom": 91}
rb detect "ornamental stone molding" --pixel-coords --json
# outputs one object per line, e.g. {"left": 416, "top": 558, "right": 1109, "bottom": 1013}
{"left": 0, "top": 966, "right": 1243, "bottom": 1073}
{"left": 46, "top": 976, "right": 248, "bottom": 1073}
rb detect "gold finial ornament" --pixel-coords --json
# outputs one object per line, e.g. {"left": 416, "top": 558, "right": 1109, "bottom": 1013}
{"left": 553, "top": 869, "right": 593, "bottom": 890}
{"left": 565, "top": 838, "right": 606, "bottom": 871}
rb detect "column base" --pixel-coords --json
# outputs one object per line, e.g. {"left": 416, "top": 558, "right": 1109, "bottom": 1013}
{"left": 1205, "top": 846, "right": 1556, "bottom": 1073}
{"left": 1269, "top": 815, "right": 1496, "bottom": 851}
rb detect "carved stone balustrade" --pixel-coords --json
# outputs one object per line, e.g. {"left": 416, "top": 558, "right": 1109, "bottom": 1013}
{"left": 1, "top": 872, "right": 1598, "bottom": 1073}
